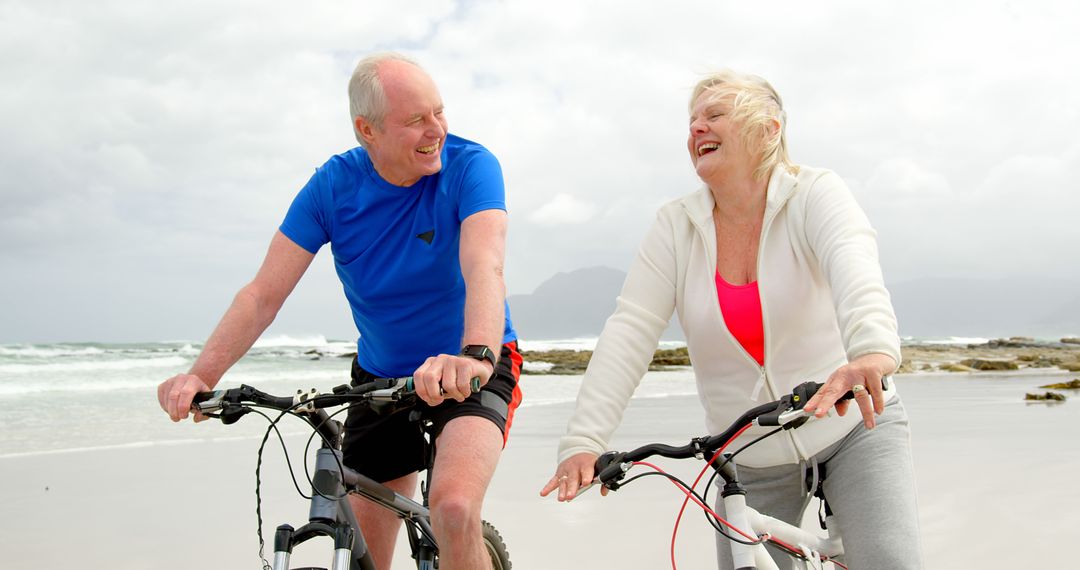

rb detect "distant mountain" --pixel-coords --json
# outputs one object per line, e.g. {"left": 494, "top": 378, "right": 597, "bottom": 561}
{"left": 509, "top": 267, "right": 1080, "bottom": 340}
{"left": 887, "top": 277, "right": 1080, "bottom": 338}
{"left": 508, "top": 266, "right": 628, "bottom": 340}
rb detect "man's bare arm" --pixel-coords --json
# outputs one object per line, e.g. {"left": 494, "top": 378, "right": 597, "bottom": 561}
{"left": 459, "top": 209, "right": 508, "bottom": 356}
{"left": 158, "top": 231, "right": 315, "bottom": 421}
{"left": 412, "top": 209, "right": 508, "bottom": 405}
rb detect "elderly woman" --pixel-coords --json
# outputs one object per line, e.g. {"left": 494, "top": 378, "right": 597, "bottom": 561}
{"left": 540, "top": 71, "right": 923, "bottom": 569}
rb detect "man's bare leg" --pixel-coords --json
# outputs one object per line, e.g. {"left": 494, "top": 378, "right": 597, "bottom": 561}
{"left": 428, "top": 415, "right": 503, "bottom": 570}
{"left": 348, "top": 472, "right": 418, "bottom": 570}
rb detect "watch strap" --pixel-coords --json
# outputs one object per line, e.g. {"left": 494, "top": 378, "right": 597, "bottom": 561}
{"left": 460, "top": 344, "right": 497, "bottom": 369}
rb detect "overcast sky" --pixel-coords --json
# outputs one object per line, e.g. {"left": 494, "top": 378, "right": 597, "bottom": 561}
{"left": 2, "top": 0, "right": 1078, "bottom": 343}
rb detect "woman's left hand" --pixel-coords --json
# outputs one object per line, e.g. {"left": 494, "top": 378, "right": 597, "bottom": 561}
{"left": 803, "top": 353, "right": 896, "bottom": 429}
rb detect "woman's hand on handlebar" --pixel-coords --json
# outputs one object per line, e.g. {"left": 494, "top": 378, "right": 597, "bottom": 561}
{"left": 412, "top": 354, "right": 491, "bottom": 406}
{"left": 157, "top": 373, "right": 211, "bottom": 423}
{"left": 540, "top": 452, "right": 607, "bottom": 502}
{"left": 804, "top": 353, "right": 895, "bottom": 429}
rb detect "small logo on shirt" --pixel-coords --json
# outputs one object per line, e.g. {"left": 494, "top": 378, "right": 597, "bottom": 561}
{"left": 416, "top": 230, "right": 435, "bottom": 245}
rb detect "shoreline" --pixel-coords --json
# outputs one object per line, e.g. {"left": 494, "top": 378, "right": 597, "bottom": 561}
{"left": 521, "top": 336, "right": 1080, "bottom": 376}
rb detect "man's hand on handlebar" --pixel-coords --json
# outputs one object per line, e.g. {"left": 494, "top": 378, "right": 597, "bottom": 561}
{"left": 158, "top": 373, "right": 212, "bottom": 423}
{"left": 803, "top": 353, "right": 895, "bottom": 430}
{"left": 540, "top": 452, "right": 608, "bottom": 502}
{"left": 412, "top": 354, "right": 492, "bottom": 406}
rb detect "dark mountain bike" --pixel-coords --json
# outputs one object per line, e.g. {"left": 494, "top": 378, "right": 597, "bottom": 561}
{"left": 193, "top": 376, "right": 511, "bottom": 570}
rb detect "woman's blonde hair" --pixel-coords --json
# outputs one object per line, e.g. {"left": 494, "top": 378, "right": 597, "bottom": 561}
{"left": 689, "top": 70, "right": 796, "bottom": 180}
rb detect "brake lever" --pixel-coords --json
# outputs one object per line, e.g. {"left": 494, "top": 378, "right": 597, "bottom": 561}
{"left": 572, "top": 479, "right": 599, "bottom": 499}
{"left": 220, "top": 407, "right": 251, "bottom": 425}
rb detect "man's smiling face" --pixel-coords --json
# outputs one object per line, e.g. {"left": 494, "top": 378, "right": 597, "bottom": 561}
{"left": 361, "top": 60, "right": 448, "bottom": 187}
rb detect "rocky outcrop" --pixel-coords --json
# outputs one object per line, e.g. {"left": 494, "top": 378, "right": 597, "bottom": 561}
{"left": 1039, "top": 379, "right": 1080, "bottom": 390}
{"left": 521, "top": 346, "right": 691, "bottom": 375}
{"left": 1025, "top": 391, "right": 1066, "bottom": 402}
{"left": 939, "top": 363, "right": 976, "bottom": 372}
{"left": 986, "top": 337, "right": 1040, "bottom": 348}
{"left": 959, "top": 359, "right": 1019, "bottom": 371}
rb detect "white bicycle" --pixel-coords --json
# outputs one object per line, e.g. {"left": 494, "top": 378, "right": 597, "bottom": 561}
{"left": 588, "top": 381, "right": 886, "bottom": 570}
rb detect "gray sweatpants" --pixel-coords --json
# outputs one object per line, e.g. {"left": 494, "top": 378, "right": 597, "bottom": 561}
{"left": 713, "top": 397, "right": 923, "bottom": 569}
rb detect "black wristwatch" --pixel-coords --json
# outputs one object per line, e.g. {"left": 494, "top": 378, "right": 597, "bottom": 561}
{"left": 460, "top": 344, "right": 497, "bottom": 369}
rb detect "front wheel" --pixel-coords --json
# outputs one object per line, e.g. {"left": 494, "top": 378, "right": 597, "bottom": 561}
{"left": 421, "top": 519, "right": 511, "bottom": 569}
{"left": 482, "top": 520, "right": 511, "bottom": 570}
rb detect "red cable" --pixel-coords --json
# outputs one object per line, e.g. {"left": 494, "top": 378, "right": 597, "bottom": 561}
{"left": 631, "top": 422, "right": 752, "bottom": 569}
{"left": 633, "top": 460, "right": 758, "bottom": 539}
{"left": 632, "top": 460, "right": 845, "bottom": 568}
{"left": 638, "top": 422, "right": 844, "bottom": 570}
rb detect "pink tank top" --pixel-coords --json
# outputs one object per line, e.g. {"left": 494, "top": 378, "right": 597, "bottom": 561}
{"left": 715, "top": 271, "right": 765, "bottom": 365}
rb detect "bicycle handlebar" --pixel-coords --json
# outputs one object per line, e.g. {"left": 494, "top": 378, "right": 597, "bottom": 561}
{"left": 594, "top": 378, "right": 889, "bottom": 488}
{"left": 191, "top": 376, "right": 414, "bottom": 415}
{"left": 191, "top": 374, "right": 483, "bottom": 421}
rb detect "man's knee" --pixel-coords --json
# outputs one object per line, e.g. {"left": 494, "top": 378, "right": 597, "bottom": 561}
{"left": 429, "top": 490, "right": 482, "bottom": 532}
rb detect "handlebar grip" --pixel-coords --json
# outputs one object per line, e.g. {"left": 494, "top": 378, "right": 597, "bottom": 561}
{"left": 593, "top": 451, "right": 628, "bottom": 485}
{"left": 403, "top": 376, "right": 482, "bottom": 394}
{"left": 191, "top": 390, "right": 225, "bottom": 413}
{"left": 791, "top": 376, "right": 891, "bottom": 410}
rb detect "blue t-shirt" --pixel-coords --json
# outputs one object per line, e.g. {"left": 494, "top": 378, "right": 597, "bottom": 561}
{"left": 279, "top": 134, "right": 517, "bottom": 376}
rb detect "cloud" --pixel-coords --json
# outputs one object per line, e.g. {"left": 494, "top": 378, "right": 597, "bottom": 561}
{"left": 851, "top": 147, "right": 1080, "bottom": 283}
{"left": 863, "top": 157, "right": 953, "bottom": 200}
{"left": 2, "top": 0, "right": 1079, "bottom": 341}
{"left": 528, "top": 193, "right": 597, "bottom": 226}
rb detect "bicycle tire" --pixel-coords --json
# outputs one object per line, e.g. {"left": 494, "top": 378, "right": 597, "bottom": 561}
{"left": 416, "top": 520, "right": 510, "bottom": 570}
{"left": 482, "top": 519, "right": 512, "bottom": 570}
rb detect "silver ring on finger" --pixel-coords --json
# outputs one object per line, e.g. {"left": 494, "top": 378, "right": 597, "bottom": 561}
{"left": 851, "top": 384, "right": 868, "bottom": 396}
{"left": 559, "top": 475, "right": 569, "bottom": 481}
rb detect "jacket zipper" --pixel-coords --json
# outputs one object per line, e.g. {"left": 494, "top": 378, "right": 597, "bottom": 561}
{"left": 754, "top": 181, "right": 811, "bottom": 462}
{"left": 696, "top": 178, "right": 810, "bottom": 462}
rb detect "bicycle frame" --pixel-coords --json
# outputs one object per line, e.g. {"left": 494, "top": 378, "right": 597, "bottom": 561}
{"left": 272, "top": 443, "right": 439, "bottom": 570}
{"left": 195, "top": 379, "right": 511, "bottom": 570}
{"left": 715, "top": 457, "right": 843, "bottom": 570}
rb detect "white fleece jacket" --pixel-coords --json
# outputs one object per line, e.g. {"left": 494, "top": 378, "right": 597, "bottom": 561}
{"left": 558, "top": 164, "right": 901, "bottom": 468}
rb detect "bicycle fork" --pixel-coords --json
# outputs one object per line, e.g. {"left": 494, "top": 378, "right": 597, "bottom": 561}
{"left": 271, "top": 448, "right": 377, "bottom": 570}
{"left": 716, "top": 456, "right": 843, "bottom": 570}
{"left": 273, "top": 523, "right": 360, "bottom": 570}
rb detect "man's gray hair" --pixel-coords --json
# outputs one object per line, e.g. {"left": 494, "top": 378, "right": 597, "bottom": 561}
{"left": 348, "top": 52, "right": 422, "bottom": 147}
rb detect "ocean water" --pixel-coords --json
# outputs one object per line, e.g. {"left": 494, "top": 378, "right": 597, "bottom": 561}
{"left": 0, "top": 334, "right": 1073, "bottom": 459}
{"left": 0, "top": 336, "right": 698, "bottom": 457}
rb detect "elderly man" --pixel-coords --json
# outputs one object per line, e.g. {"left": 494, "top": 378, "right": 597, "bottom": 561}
{"left": 157, "top": 52, "right": 520, "bottom": 570}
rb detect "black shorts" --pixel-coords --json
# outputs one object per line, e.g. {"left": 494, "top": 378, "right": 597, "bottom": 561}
{"left": 340, "top": 341, "right": 523, "bottom": 483}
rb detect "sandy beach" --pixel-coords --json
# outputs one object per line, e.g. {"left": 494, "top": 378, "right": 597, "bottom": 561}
{"left": 2, "top": 372, "right": 1077, "bottom": 569}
